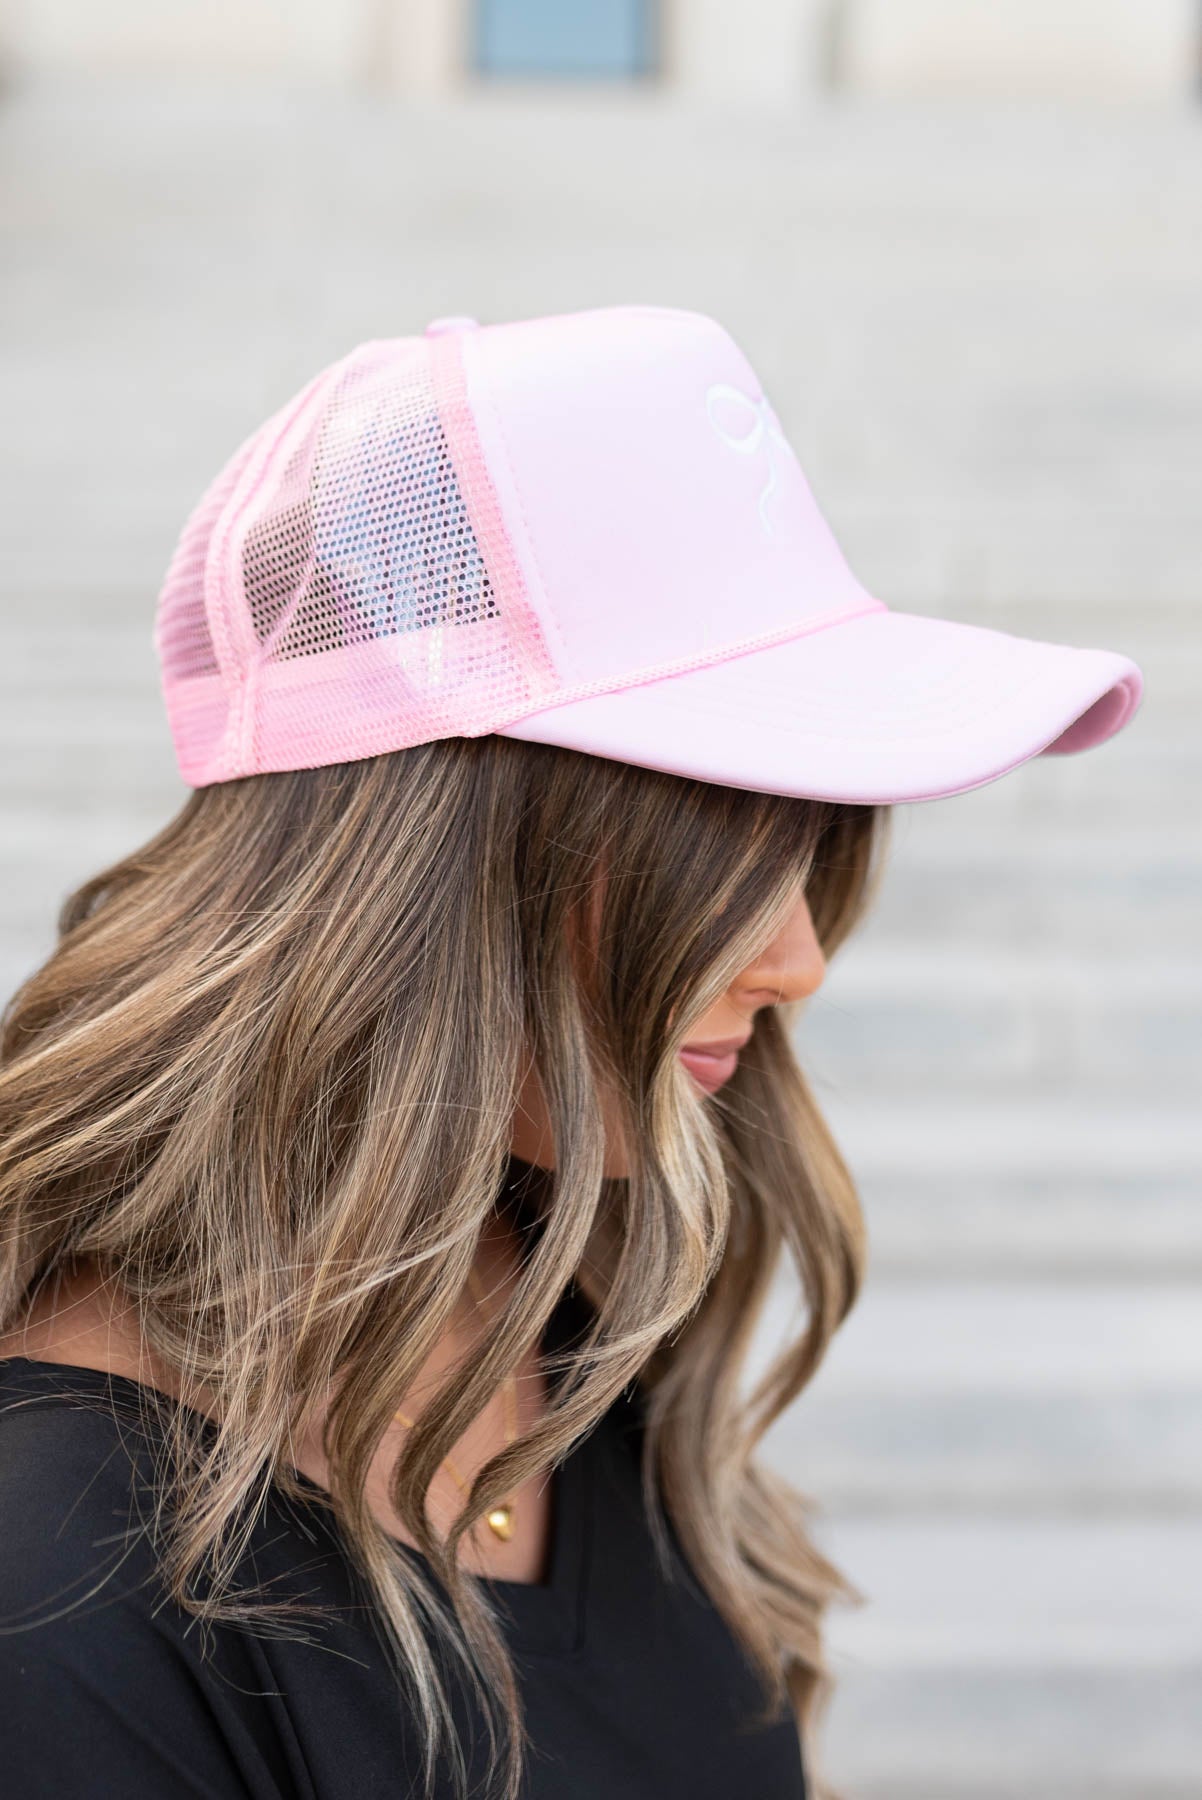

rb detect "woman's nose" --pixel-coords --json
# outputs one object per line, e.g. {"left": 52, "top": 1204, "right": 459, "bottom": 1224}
{"left": 732, "top": 894, "right": 826, "bottom": 1010}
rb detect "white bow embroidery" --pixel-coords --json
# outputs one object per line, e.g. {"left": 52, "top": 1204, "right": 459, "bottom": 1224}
{"left": 705, "top": 382, "right": 790, "bottom": 539}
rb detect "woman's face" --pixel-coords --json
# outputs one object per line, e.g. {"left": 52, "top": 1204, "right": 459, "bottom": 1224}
{"left": 510, "top": 883, "right": 826, "bottom": 1176}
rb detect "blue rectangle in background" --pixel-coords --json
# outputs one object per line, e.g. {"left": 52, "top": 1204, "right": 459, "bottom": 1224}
{"left": 475, "top": 0, "right": 656, "bottom": 78}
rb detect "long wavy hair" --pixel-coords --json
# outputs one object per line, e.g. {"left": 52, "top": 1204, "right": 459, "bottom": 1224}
{"left": 0, "top": 735, "right": 889, "bottom": 1800}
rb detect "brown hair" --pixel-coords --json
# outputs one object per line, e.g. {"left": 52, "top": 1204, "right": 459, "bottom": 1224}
{"left": 0, "top": 736, "right": 889, "bottom": 1799}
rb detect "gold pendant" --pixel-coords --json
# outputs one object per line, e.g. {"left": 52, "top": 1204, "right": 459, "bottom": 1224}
{"left": 486, "top": 1504, "right": 515, "bottom": 1542}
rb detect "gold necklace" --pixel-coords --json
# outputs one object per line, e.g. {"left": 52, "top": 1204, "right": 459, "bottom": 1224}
{"left": 394, "top": 1264, "right": 520, "bottom": 1543}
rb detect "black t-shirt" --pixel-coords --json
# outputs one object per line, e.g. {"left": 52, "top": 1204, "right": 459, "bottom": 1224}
{"left": 0, "top": 1283, "right": 807, "bottom": 1799}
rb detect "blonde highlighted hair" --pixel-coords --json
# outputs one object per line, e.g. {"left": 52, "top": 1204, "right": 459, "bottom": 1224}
{"left": 0, "top": 736, "right": 889, "bottom": 1800}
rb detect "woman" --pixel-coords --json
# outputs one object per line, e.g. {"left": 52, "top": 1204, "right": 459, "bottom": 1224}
{"left": 0, "top": 306, "right": 1143, "bottom": 1800}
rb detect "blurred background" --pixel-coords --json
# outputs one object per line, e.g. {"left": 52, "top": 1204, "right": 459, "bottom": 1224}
{"left": 1, "top": 4, "right": 1200, "bottom": 1796}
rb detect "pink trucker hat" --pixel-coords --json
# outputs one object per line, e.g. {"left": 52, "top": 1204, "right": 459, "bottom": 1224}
{"left": 155, "top": 305, "right": 1143, "bottom": 804}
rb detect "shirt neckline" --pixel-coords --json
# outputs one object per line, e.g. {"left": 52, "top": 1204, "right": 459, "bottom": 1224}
{"left": 0, "top": 1280, "right": 596, "bottom": 1659}
{"left": 276, "top": 1274, "right": 596, "bottom": 1654}
{"left": 0, "top": 1158, "right": 598, "bottom": 1658}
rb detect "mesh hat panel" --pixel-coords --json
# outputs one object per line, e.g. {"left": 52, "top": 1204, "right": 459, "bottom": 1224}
{"left": 155, "top": 338, "right": 557, "bottom": 783}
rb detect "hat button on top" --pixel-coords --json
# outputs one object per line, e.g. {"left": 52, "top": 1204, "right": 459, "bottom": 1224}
{"left": 424, "top": 316, "right": 480, "bottom": 337}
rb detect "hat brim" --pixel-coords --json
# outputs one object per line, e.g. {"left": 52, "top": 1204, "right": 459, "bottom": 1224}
{"left": 495, "top": 607, "right": 1143, "bottom": 806}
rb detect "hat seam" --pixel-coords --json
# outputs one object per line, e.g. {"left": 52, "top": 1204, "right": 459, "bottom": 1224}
{"left": 478, "top": 596, "right": 890, "bottom": 738}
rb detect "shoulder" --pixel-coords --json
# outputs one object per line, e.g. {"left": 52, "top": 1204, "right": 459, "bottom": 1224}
{"left": 0, "top": 1357, "right": 165, "bottom": 1619}
{"left": 0, "top": 1360, "right": 291, "bottom": 1795}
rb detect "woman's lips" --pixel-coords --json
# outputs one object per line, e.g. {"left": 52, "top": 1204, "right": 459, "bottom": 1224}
{"left": 678, "top": 1046, "right": 741, "bottom": 1093}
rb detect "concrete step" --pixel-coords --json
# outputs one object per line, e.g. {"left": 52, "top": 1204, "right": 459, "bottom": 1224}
{"left": 805, "top": 944, "right": 1202, "bottom": 1100}
{"left": 861, "top": 827, "right": 1201, "bottom": 960}
{"left": 813, "top": 1093, "right": 1201, "bottom": 1277}
{"left": 824, "top": 1178, "right": 1202, "bottom": 1282}
{"left": 767, "top": 1387, "right": 1202, "bottom": 1515}
{"left": 818, "top": 1087, "right": 1200, "bottom": 1181}
{"left": 809, "top": 1515, "right": 1202, "bottom": 1800}
{"left": 754, "top": 1274, "right": 1202, "bottom": 1402}
{"left": 756, "top": 1275, "right": 1202, "bottom": 1508}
